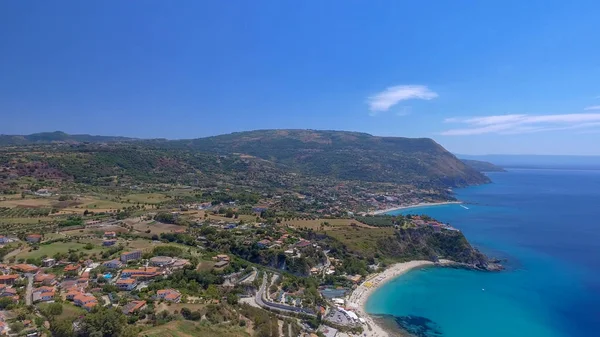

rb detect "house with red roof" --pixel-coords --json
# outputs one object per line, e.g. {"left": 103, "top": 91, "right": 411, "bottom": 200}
{"left": 26, "top": 234, "right": 42, "bottom": 243}
{"left": 0, "top": 275, "right": 18, "bottom": 285}
{"left": 72, "top": 293, "right": 98, "bottom": 311}
{"left": 11, "top": 264, "right": 39, "bottom": 273}
{"left": 156, "top": 289, "right": 181, "bottom": 303}
{"left": 121, "top": 267, "right": 160, "bottom": 280}
{"left": 122, "top": 300, "right": 147, "bottom": 315}
{"left": 34, "top": 273, "right": 57, "bottom": 286}
{"left": 116, "top": 278, "right": 137, "bottom": 291}
{"left": 104, "top": 231, "right": 117, "bottom": 238}
{"left": 64, "top": 264, "right": 81, "bottom": 274}
{"left": 32, "top": 286, "right": 55, "bottom": 303}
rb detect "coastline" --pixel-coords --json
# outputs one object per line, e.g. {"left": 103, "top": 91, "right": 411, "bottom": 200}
{"left": 347, "top": 260, "right": 455, "bottom": 337}
{"left": 370, "top": 201, "right": 462, "bottom": 215}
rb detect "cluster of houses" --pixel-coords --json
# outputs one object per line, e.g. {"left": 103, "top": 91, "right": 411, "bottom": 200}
{"left": 409, "top": 216, "right": 460, "bottom": 232}
{"left": 0, "top": 230, "right": 190, "bottom": 318}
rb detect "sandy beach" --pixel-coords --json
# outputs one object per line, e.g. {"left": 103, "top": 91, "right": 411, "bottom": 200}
{"left": 371, "top": 201, "right": 462, "bottom": 215}
{"left": 346, "top": 260, "right": 455, "bottom": 337}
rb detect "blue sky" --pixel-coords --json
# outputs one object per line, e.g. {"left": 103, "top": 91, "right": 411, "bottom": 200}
{"left": 1, "top": 1, "right": 600, "bottom": 155}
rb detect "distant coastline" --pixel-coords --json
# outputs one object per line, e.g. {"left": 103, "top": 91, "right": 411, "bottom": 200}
{"left": 370, "top": 201, "right": 462, "bottom": 215}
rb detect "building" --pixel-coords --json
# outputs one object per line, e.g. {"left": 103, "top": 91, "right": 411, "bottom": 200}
{"left": 171, "top": 259, "right": 190, "bottom": 270}
{"left": 296, "top": 240, "right": 311, "bottom": 248}
{"left": 149, "top": 256, "right": 174, "bottom": 267}
{"left": 156, "top": 289, "right": 181, "bottom": 303}
{"left": 102, "top": 239, "right": 117, "bottom": 246}
{"left": 213, "top": 254, "right": 230, "bottom": 262}
{"left": 32, "top": 287, "right": 55, "bottom": 303}
{"left": 63, "top": 264, "right": 81, "bottom": 274}
{"left": 214, "top": 260, "right": 229, "bottom": 269}
{"left": 256, "top": 239, "right": 271, "bottom": 248}
{"left": 0, "top": 236, "right": 10, "bottom": 244}
{"left": 104, "top": 231, "right": 117, "bottom": 238}
{"left": 116, "top": 278, "right": 137, "bottom": 291}
{"left": 41, "top": 258, "right": 56, "bottom": 267}
{"left": 0, "top": 275, "right": 18, "bottom": 285}
{"left": 121, "top": 267, "right": 160, "bottom": 279}
{"left": 103, "top": 259, "right": 123, "bottom": 269}
{"left": 26, "top": 234, "right": 42, "bottom": 243}
{"left": 11, "top": 264, "right": 38, "bottom": 273}
{"left": 0, "top": 287, "right": 18, "bottom": 301}
{"left": 345, "top": 274, "right": 362, "bottom": 284}
{"left": 34, "top": 273, "right": 56, "bottom": 286}
{"left": 121, "top": 300, "right": 146, "bottom": 315}
{"left": 120, "top": 250, "right": 142, "bottom": 263}
{"left": 72, "top": 293, "right": 98, "bottom": 311}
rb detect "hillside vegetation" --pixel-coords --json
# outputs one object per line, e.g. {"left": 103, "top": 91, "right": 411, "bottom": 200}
{"left": 154, "top": 129, "right": 490, "bottom": 188}
{"left": 461, "top": 159, "right": 506, "bottom": 172}
{"left": 1, "top": 129, "right": 489, "bottom": 189}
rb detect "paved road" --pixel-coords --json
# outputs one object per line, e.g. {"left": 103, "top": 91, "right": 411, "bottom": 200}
{"left": 239, "top": 267, "right": 257, "bottom": 285}
{"left": 25, "top": 273, "right": 33, "bottom": 306}
{"left": 322, "top": 250, "right": 331, "bottom": 277}
{"left": 256, "top": 273, "right": 316, "bottom": 317}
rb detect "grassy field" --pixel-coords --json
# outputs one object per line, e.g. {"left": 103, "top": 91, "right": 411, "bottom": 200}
{"left": 283, "top": 218, "right": 373, "bottom": 229}
{"left": 197, "top": 261, "right": 216, "bottom": 271}
{"left": 0, "top": 216, "right": 55, "bottom": 224}
{"left": 324, "top": 225, "right": 395, "bottom": 256}
{"left": 140, "top": 321, "right": 249, "bottom": 337}
{"left": 78, "top": 198, "right": 131, "bottom": 210}
{"left": 123, "top": 193, "right": 170, "bottom": 204}
{"left": 190, "top": 211, "right": 256, "bottom": 223}
{"left": 38, "top": 302, "right": 86, "bottom": 321}
{"left": 16, "top": 240, "right": 107, "bottom": 260}
{"left": 131, "top": 220, "right": 187, "bottom": 235}
{"left": 0, "top": 198, "right": 54, "bottom": 208}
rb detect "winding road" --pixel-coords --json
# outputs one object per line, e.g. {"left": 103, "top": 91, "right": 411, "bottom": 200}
{"left": 256, "top": 273, "right": 316, "bottom": 317}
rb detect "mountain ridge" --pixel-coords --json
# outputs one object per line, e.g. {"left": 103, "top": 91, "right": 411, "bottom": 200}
{"left": 0, "top": 129, "right": 490, "bottom": 188}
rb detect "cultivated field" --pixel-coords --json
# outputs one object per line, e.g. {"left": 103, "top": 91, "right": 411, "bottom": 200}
{"left": 0, "top": 198, "right": 54, "bottom": 208}
{"left": 123, "top": 193, "right": 170, "bottom": 204}
{"left": 282, "top": 218, "right": 373, "bottom": 229}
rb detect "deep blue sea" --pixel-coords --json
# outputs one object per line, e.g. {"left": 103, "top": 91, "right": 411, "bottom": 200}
{"left": 365, "top": 169, "right": 600, "bottom": 337}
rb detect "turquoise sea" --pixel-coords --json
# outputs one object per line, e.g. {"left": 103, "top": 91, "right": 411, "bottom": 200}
{"left": 365, "top": 169, "right": 600, "bottom": 337}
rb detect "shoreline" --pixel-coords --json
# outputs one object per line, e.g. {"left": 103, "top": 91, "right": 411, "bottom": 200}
{"left": 370, "top": 201, "right": 462, "bottom": 215}
{"left": 347, "top": 260, "right": 455, "bottom": 337}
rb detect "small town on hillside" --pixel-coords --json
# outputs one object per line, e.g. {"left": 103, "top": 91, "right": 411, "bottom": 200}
{"left": 0, "top": 190, "right": 462, "bottom": 337}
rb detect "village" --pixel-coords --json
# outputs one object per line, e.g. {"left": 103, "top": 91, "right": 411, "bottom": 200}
{"left": 0, "top": 209, "right": 397, "bottom": 337}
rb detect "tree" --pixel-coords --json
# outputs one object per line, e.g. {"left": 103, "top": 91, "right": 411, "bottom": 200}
{"left": 50, "top": 318, "right": 75, "bottom": 337}
{"left": 0, "top": 297, "right": 14, "bottom": 309}
{"left": 79, "top": 307, "right": 127, "bottom": 337}
{"left": 10, "top": 322, "right": 24, "bottom": 333}
{"left": 42, "top": 302, "right": 63, "bottom": 316}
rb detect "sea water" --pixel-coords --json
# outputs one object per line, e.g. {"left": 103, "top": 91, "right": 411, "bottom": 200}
{"left": 365, "top": 169, "right": 600, "bottom": 337}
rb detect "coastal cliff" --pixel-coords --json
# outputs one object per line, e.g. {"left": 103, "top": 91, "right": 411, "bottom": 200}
{"left": 377, "top": 226, "right": 501, "bottom": 271}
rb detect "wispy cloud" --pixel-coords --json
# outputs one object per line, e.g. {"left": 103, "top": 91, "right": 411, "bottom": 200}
{"left": 441, "top": 113, "right": 600, "bottom": 136}
{"left": 584, "top": 105, "right": 600, "bottom": 111}
{"left": 367, "top": 85, "right": 437, "bottom": 116}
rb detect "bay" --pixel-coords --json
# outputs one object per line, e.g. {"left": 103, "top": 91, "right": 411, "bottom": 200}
{"left": 365, "top": 169, "right": 600, "bottom": 337}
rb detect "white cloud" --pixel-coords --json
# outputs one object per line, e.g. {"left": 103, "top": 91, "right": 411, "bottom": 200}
{"left": 440, "top": 113, "right": 600, "bottom": 136}
{"left": 584, "top": 105, "right": 600, "bottom": 111}
{"left": 367, "top": 85, "right": 437, "bottom": 116}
